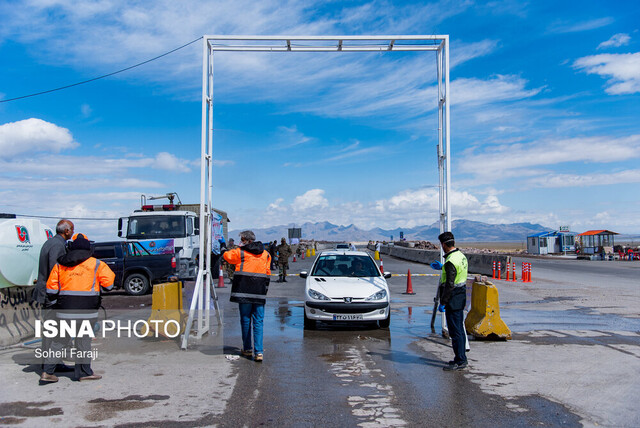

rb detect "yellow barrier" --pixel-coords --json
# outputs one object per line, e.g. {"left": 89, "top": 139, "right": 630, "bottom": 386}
{"left": 306, "top": 249, "right": 311, "bottom": 258}
{"left": 465, "top": 278, "right": 511, "bottom": 339}
{"left": 311, "top": 248, "right": 316, "bottom": 256}
{"left": 374, "top": 250, "right": 380, "bottom": 260}
{"left": 142, "top": 281, "right": 187, "bottom": 338}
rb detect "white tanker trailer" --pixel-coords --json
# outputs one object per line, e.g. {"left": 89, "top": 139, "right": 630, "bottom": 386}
{"left": 0, "top": 215, "right": 54, "bottom": 288}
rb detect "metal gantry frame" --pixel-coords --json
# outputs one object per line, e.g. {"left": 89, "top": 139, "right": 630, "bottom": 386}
{"left": 182, "top": 35, "right": 452, "bottom": 348}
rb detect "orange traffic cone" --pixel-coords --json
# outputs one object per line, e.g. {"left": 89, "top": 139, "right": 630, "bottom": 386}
{"left": 379, "top": 259, "right": 384, "bottom": 274}
{"left": 403, "top": 269, "right": 415, "bottom": 295}
{"left": 293, "top": 255, "right": 297, "bottom": 262}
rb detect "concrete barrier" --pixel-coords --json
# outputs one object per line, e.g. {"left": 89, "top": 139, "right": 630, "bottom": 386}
{"left": 0, "top": 286, "right": 41, "bottom": 347}
{"left": 465, "top": 279, "right": 511, "bottom": 339}
{"left": 367, "top": 244, "right": 508, "bottom": 276}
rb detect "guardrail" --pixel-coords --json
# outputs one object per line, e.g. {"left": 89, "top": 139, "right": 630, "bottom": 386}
{"left": 367, "top": 244, "right": 509, "bottom": 277}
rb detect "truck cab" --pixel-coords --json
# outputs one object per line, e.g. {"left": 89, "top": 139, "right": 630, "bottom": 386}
{"left": 119, "top": 210, "right": 199, "bottom": 279}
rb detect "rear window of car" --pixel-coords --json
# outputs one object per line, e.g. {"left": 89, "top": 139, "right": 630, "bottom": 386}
{"left": 311, "top": 255, "right": 379, "bottom": 277}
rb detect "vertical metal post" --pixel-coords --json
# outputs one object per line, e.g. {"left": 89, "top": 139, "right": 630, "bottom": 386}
{"left": 181, "top": 37, "right": 210, "bottom": 350}
{"left": 437, "top": 45, "right": 444, "bottom": 239}
{"left": 444, "top": 36, "right": 452, "bottom": 233}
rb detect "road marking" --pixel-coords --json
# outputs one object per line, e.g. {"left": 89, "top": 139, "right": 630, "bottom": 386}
{"left": 327, "top": 346, "right": 407, "bottom": 427}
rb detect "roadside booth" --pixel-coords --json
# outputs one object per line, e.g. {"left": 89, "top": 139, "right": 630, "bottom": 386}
{"left": 527, "top": 230, "right": 576, "bottom": 255}
{"left": 527, "top": 231, "right": 555, "bottom": 255}
{"left": 576, "top": 230, "right": 619, "bottom": 257}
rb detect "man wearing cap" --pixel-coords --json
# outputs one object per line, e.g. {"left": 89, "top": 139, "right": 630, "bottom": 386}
{"left": 221, "top": 230, "right": 271, "bottom": 362}
{"left": 42, "top": 233, "right": 115, "bottom": 383}
{"left": 438, "top": 231, "right": 469, "bottom": 371}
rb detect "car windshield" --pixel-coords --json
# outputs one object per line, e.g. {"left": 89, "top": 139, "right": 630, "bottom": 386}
{"left": 127, "top": 215, "right": 186, "bottom": 239}
{"left": 311, "top": 255, "right": 379, "bottom": 277}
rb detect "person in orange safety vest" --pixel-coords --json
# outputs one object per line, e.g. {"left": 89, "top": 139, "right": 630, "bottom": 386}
{"left": 222, "top": 230, "right": 271, "bottom": 362}
{"left": 42, "top": 233, "right": 115, "bottom": 383}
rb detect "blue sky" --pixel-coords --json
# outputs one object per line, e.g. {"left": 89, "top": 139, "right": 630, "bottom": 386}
{"left": 1, "top": 0, "right": 639, "bottom": 240}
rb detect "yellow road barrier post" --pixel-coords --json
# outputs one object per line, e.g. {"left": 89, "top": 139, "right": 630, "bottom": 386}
{"left": 143, "top": 281, "right": 187, "bottom": 338}
{"left": 465, "top": 277, "right": 511, "bottom": 339}
{"left": 312, "top": 248, "right": 316, "bottom": 256}
{"left": 306, "top": 249, "right": 311, "bottom": 258}
{"left": 374, "top": 250, "right": 380, "bottom": 260}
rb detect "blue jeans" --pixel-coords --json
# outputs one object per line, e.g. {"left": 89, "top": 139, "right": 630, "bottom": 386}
{"left": 238, "top": 303, "right": 264, "bottom": 354}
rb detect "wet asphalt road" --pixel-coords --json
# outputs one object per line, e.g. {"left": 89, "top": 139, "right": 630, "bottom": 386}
{"left": 199, "top": 253, "right": 582, "bottom": 427}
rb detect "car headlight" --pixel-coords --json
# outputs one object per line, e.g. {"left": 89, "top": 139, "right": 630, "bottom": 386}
{"left": 366, "top": 289, "right": 387, "bottom": 301}
{"left": 308, "top": 289, "right": 330, "bottom": 300}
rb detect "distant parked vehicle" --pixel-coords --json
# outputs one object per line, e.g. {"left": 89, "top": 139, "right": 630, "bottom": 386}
{"left": 92, "top": 241, "right": 179, "bottom": 296}
{"left": 335, "top": 243, "right": 350, "bottom": 250}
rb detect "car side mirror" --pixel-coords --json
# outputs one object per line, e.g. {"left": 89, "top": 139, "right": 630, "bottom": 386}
{"left": 299, "top": 271, "right": 308, "bottom": 279}
{"left": 384, "top": 272, "right": 392, "bottom": 279}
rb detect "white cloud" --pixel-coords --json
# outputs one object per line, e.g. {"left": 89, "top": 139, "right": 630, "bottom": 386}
{"left": 275, "top": 125, "right": 313, "bottom": 148}
{"left": 292, "top": 189, "right": 329, "bottom": 211}
{"left": 80, "top": 103, "right": 92, "bottom": 118}
{"left": 153, "top": 152, "right": 191, "bottom": 172}
{"left": 452, "top": 75, "right": 542, "bottom": 106}
{"left": 548, "top": 17, "right": 614, "bottom": 34}
{"left": 0, "top": 118, "right": 78, "bottom": 158}
{"left": 525, "top": 169, "right": 640, "bottom": 188}
{"left": 256, "top": 186, "right": 508, "bottom": 230}
{"left": 573, "top": 53, "right": 640, "bottom": 94}
{"left": 597, "top": 33, "right": 631, "bottom": 50}
{"left": 459, "top": 134, "right": 640, "bottom": 180}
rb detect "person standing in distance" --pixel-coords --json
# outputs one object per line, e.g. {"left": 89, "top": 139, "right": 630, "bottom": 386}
{"left": 276, "top": 237, "right": 292, "bottom": 282}
{"left": 222, "top": 230, "right": 271, "bottom": 362}
{"left": 438, "top": 231, "right": 469, "bottom": 371}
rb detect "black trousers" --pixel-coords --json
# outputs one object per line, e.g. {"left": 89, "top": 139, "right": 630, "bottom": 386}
{"left": 445, "top": 308, "right": 467, "bottom": 364}
{"left": 44, "top": 318, "right": 94, "bottom": 379}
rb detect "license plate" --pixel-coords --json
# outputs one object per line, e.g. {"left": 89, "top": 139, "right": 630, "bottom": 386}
{"left": 333, "top": 314, "right": 364, "bottom": 321}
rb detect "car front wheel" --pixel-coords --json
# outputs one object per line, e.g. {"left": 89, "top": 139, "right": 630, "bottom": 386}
{"left": 124, "top": 273, "right": 150, "bottom": 296}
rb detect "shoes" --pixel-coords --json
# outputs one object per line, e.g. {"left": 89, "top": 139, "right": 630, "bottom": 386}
{"left": 443, "top": 361, "right": 467, "bottom": 371}
{"left": 79, "top": 374, "right": 102, "bottom": 381}
{"left": 283, "top": 278, "right": 287, "bottom": 282}
{"left": 447, "top": 360, "right": 456, "bottom": 365}
{"left": 40, "top": 372, "right": 58, "bottom": 383}
{"left": 241, "top": 349, "right": 253, "bottom": 357}
{"left": 254, "top": 353, "right": 263, "bottom": 362}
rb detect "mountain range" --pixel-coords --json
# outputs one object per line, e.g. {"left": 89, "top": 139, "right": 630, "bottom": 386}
{"left": 230, "top": 220, "right": 553, "bottom": 243}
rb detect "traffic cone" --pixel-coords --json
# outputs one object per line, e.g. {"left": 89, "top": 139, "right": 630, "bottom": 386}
{"left": 293, "top": 255, "right": 296, "bottom": 262}
{"left": 218, "top": 267, "right": 225, "bottom": 288}
{"left": 403, "top": 269, "right": 415, "bottom": 295}
{"left": 301, "top": 251, "right": 305, "bottom": 260}
{"left": 379, "top": 259, "right": 384, "bottom": 274}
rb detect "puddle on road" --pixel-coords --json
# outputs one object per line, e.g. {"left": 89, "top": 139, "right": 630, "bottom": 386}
{"left": 85, "top": 395, "right": 170, "bottom": 422}
{"left": 0, "top": 401, "right": 63, "bottom": 418}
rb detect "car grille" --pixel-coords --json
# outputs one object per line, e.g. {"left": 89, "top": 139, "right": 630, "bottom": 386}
{"left": 305, "top": 301, "right": 388, "bottom": 314}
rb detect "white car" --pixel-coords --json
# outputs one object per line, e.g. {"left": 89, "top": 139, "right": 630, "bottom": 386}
{"left": 301, "top": 251, "right": 391, "bottom": 329}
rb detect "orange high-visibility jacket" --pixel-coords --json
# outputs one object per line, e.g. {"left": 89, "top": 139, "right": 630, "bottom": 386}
{"left": 47, "top": 257, "right": 115, "bottom": 318}
{"left": 223, "top": 242, "right": 271, "bottom": 305}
